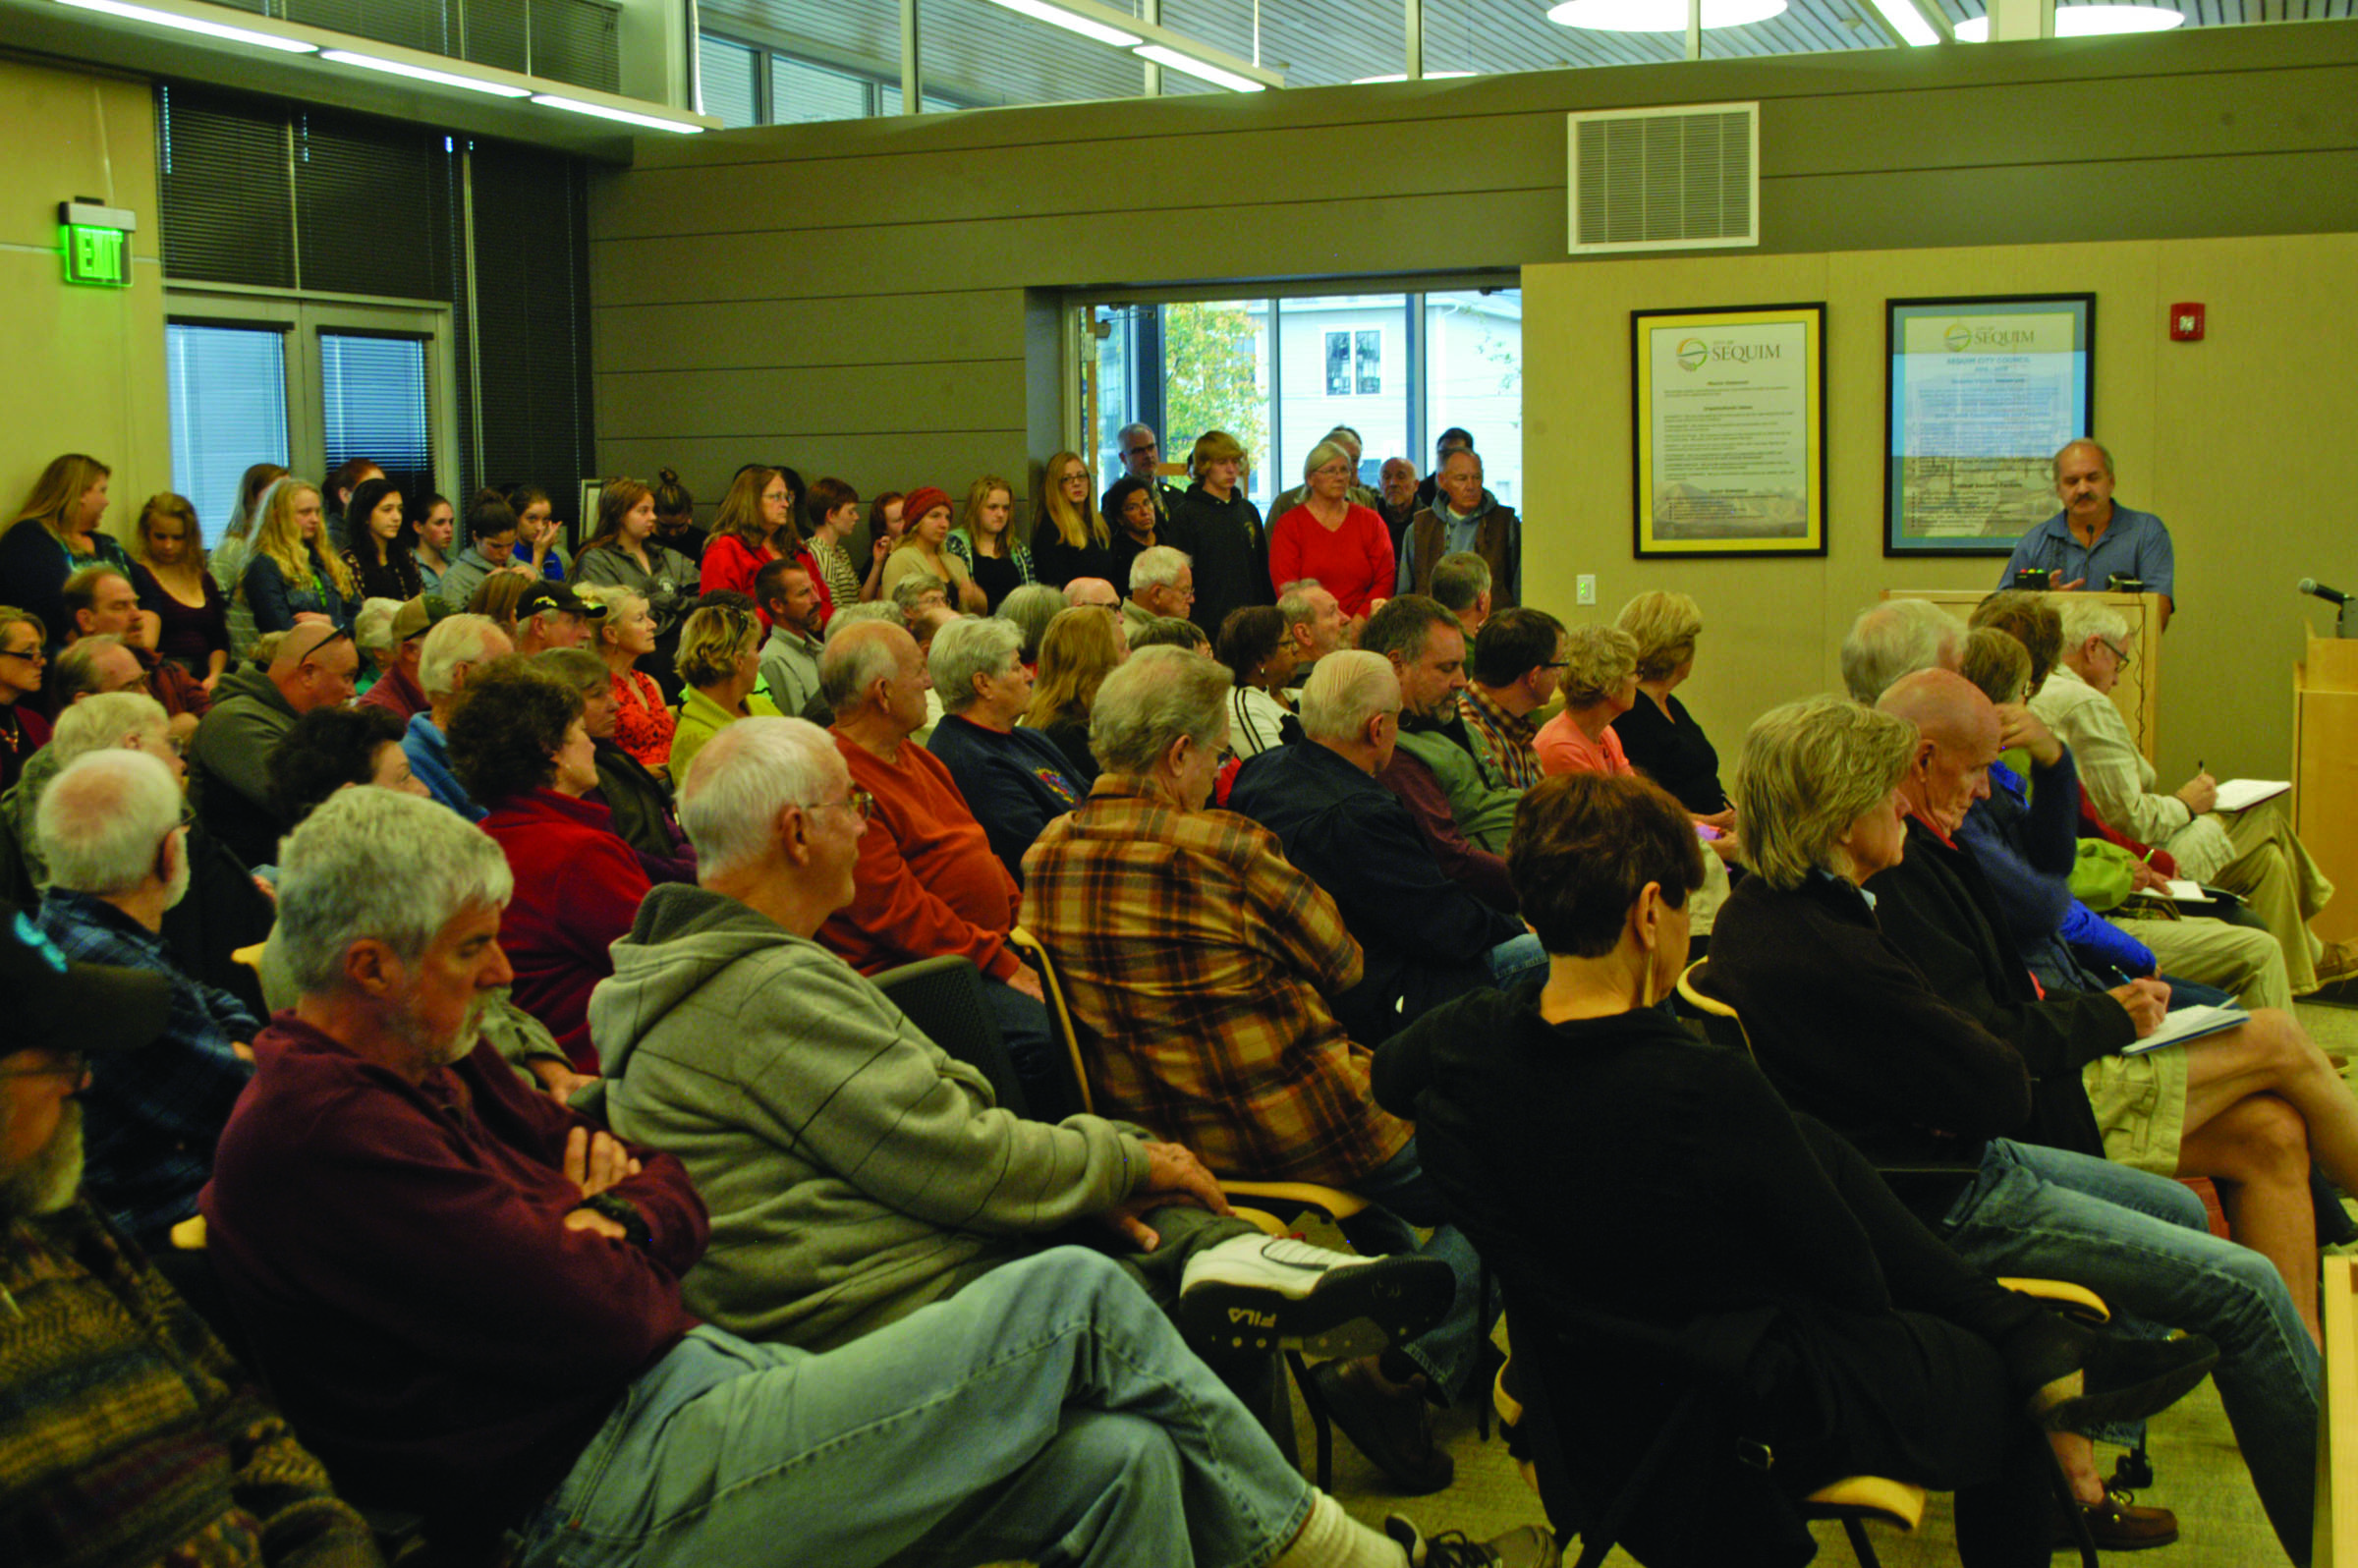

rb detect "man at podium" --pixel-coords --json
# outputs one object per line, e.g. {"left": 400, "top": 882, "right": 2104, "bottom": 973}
{"left": 1999, "top": 440, "right": 2176, "bottom": 631}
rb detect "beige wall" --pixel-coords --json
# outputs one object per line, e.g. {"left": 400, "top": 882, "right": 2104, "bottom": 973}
{"left": 590, "top": 21, "right": 2358, "bottom": 778}
{"left": 0, "top": 56, "right": 168, "bottom": 553}
{"left": 1523, "top": 234, "right": 2358, "bottom": 787}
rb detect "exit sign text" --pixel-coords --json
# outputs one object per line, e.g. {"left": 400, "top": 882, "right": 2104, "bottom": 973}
{"left": 62, "top": 224, "right": 131, "bottom": 289}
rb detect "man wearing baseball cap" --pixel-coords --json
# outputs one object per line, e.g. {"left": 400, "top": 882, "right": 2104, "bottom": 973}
{"left": 358, "top": 593, "right": 449, "bottom": 725}
{"left": 513, "top": 582, "right": 604, "bottom": 658}
{"left": 0, "top": 900, "right": 378, "bottom": 1565}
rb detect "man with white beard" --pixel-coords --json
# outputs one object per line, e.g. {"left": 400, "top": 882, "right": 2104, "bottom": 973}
{"left": 35, "top": 747, "right": 258, "bottom": 1255}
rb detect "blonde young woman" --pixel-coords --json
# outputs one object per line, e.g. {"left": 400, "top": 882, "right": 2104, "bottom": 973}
{"left": 1022, "top": 603, "right": 1129, "bottom": 786}
{"left": 880, "top": 486, "right": 986, "bottom": 612}
{"left": 0, "top": 453, "right": 130, "bottom": 648}
{"left": 242, "top": 477, "right": 360, "bottom": 634}
{"left": 1030, "top": 451, "right": 1119, "bottom": 589}
{"left": 701, "top": 467, "right": 796, "bottom": 605}
{"left": 131, "top": 493, "right": 231, "bottom": 690}
{"left": 943, "top": 474, "right": 1035, "bottom": 614}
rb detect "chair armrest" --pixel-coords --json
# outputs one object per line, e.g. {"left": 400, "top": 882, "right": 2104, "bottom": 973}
{"left": 1998, "top": 1276, "right": 2110, "bottom": 1324}
{"left": 1220, "top": 1180, "right": 1371, "bottom": 1222}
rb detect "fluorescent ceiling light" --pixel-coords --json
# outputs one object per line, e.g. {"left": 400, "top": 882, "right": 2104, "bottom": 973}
{"left": 1954, "top": 3, "right": 2184, "bottom": 36}
{"left": 1353, "top": 70, "right": 1479, "bottom": 83}
{"left": 1547, "top": 0, "right": 1787, "bottom": 28}
{"left": 980, "top": 0, "right": 1141, "bottom": 48}
{"left": 1134, "top": 44, "right": 1266, "bottom": 91}
{"left": 322, "top": 48, "right": 532, "bottom": 96}
{"left": 1867, "top": 0, "right": 1942, "bottom": 44}
{"left": 55, "top": 0, "right": 316, "bottom": 52}
{"left": 531, "top": 93, "right": 705, "bottom": 133}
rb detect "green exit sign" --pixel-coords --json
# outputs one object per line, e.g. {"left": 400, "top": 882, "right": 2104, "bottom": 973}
{"left": 58, "top": 200, "right": 138, "bottom": 290}
{"left": 62, "top": 224, "right": 131, "bottom": 288}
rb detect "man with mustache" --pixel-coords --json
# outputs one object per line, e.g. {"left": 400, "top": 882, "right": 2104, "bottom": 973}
{"left": 0, "top": 901, "right": 379, "bottom": 1565}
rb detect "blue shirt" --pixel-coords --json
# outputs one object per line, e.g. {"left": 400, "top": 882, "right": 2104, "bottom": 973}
{"left": 37, "top": 890, "right": 257, "bottom": 1241}
{"left": 1998, "top": 504, "right": 2175, "bottom": 604}
{"left": 404, "top": 712, "right": 484, "bottom": 820}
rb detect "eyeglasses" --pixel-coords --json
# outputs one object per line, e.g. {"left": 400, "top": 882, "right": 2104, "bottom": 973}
{"left": 0, "top": 1049, "right": 87, "bottom": 1084}
{"left": 1540, "top": 660, "right": 1570, "bottom": 671}
{"left": 2099, "top": 638, "right": 2133, "bottom": 671}
{"left": 801, "top": 788, "right": 873, "bottom": 822}
{"left": 0, "top": 645, "right": 45, "bottom": 664}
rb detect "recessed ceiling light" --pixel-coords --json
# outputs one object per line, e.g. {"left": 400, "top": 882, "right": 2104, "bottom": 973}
{"left": 1866, "top": 0, "right": 1941, "bottom": 45}
{"left": 321, "top": 49, "right": 533, "bottom": 96}
{"left": 1353, "top": 70, "right": 1480, "bottom": 83}
{"left": 979, "top": 0, "right": 1141, "bottom": 49}
{"left": 1547, "top": 0, "right": 1788, "bottom": 30}
{"left": 531, "top": 93, "right": 705, "bottom": 133}
{"left": 1953, "top": 3, "right": 2184, "bottom": 37}
{"left": 1134, "top": 44, "right": 1266, "bottom": 91}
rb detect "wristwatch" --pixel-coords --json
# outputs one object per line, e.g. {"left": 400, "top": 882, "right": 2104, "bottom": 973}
{"left": 579, "top": 1192, "right": 652, "bottom": 1250}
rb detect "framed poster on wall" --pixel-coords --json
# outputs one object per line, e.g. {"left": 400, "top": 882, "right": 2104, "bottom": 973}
{"left": 1884, "top": 294, "right": 2095, "bottom": 556}
{"left": 1631, "top": 304, "right": 1825, "bottom": 558}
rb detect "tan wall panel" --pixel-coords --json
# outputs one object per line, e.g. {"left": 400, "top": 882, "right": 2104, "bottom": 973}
{"left": 594, "top": 292, "right": 1026, "bottom": 372}
{"left": 0, "top": 61, "right": 170, "bottom": 548}
{"left": 600, "top": 432, "right": 1036, "bottom": 514}
{"left": 595, "top": 359, "right": 1027, "bottom": 443}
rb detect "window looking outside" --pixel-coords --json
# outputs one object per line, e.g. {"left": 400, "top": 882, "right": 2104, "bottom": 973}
{"left": 1095, "top": 288, "right": 1520, "bottom": 514}
{"left": 167, "top": 322, "right": 291, "bottom": 541}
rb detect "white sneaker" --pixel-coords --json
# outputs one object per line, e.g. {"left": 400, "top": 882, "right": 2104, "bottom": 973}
{"left": 1176, "top": 1234, "right": 1452, "bottom": 1358}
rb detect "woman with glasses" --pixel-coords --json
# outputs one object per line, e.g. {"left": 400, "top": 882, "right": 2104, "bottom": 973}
{"left": 1535, "top": 624, "right": 1642, "bottom": 780}
{"left": 0, "top": 607, "right": 51, "bottom": 794}
{"left": 1214, "top": 605, "right": 1297, "bottom": 761}
{"left": 668, "top": 604, "right": 780, "bottom": 788}
{"left": 1031, "top": 452, "right": 1119, "bottom": 590}
{"left": 1266, "top": 440, "right": 1392, "bottom": 625}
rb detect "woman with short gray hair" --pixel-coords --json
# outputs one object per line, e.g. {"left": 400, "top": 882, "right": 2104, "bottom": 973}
{"left": 1729, "top": 695, "right": 1920, "bottom": 892}
{"left": 1534, "top": 624, "right": 1640, "bottom": 779}
{"left": 1267, "top": 440, "right": 1394, "bottom": 622}
{"left": 926, "top": 615, "right": 1082, "bottom": 884}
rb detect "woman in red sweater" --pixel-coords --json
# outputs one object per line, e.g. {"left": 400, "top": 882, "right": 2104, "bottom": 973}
{"left": 699, "top": 466, "right": 799, "bottom": 612}
{"left": 1267, "top": 439, "right": 1396, "bottom": 622}
{"left": 446, "top": 660, "right": 649, "bottom": 1075}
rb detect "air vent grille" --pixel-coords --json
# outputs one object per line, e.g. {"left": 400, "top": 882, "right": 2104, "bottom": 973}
{"left": 1569, "top": 102, "right": 1759, "bottom": 254}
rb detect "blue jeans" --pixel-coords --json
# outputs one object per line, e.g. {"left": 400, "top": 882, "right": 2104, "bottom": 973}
{"left": 512, "top": 1249, "right": 1314, "bottom": 1568}
{"left": 1486, "top": 931, "right": 1550, "bottom": 994}
{"left": 1339, "top": 1138, "right": 1494, "bottom": 1403}
{"left": 1937, "top": 1138, "right": 2319, "bottom": 1564}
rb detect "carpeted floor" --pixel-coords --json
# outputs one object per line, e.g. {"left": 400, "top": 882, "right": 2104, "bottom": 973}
{"left": 1312, "top": 997, "right": 2358, "bottom": 1565}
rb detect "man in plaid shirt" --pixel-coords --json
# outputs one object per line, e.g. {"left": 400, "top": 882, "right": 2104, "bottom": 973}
{"left": 1456, "top": 607, "right": 1565, "bottom": 792}
{"left": 1020, "top": 645, "right": 1493, "bottom": 1495}
{"left": 35, "top": 748, "right": 255, "bottom": 1252}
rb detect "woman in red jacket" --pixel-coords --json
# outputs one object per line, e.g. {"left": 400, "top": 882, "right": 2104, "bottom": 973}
{"left": 1267, "top": 439, "right": 1395, "bottom": 622}
{"left": 445, "top": 660, "right": 649, "bottom": 1076}
{"left": 699, "top": 465, "right": 799, "bottom": 612}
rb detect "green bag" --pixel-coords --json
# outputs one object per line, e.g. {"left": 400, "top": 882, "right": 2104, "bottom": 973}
{"left": 2070, "top": 838, "right": 2138, "bottom": 912}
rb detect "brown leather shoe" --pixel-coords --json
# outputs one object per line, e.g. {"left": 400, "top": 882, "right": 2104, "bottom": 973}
{"left": 1310, "top": 1355, "right": 1454, "bottom": 1494}
{"left": 2053, "top": 1489, "right": 2179, "bottom": 1551}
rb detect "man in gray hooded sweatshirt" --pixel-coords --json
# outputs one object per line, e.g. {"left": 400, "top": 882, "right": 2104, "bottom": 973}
{"left": 586, "top": 715, "right": 1449, "bottom": 1365}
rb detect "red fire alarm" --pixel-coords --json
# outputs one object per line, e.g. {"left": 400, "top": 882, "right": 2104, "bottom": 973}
{"left": 2169, "top": 303, "right": 2205, "bottom": 342}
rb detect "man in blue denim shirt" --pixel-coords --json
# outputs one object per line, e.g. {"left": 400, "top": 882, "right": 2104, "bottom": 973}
{"left": 34, "top": 748, "right": 255, "bottom": 1251}
{"left": 1999, "top": 440, "right": 2176, "bottom": 630}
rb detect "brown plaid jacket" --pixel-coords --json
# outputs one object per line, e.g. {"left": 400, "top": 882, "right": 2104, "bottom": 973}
{"left": 1457, "top": 685, "right": 1545, "bottom": 791}
{"left": 1019, "top": 777, "right": 1413, "bottom": 1186}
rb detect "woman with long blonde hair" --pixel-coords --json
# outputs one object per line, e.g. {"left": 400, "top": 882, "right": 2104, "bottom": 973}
{"left": 943, "top": 473, "right": 1034, "bottom": 614}
{"left": 0, "top": 453, "right": 129, "bottom": 647}
{"left": 241, "top": 477, "right": 360, "bottom": 633}
{"left": 1022, "top": 603, "right": 1128, "bottom": 786}
{"left": 1029, "top": 450, "right": 1118, "bottom": 590}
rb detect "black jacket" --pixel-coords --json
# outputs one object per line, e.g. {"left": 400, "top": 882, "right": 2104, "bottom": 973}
{"left": 1166, "top": 484, "right": 1269, "bottom": 642}
{"left": 1227, "top": 741, "right": 1520, "bottom": 1042}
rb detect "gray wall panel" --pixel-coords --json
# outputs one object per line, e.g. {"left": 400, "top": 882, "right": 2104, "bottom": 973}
{"left": 595, "top": 358, "right": 1027, "bottom": 440}
{"left": 594, "top": 292, "right": 1026, "bottom": 372}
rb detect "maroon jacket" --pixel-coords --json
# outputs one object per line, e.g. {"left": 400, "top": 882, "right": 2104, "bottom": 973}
{"left": 359, "top": 659, "right": 427, "bottom": 724}
{"left": 479, "top": 788, "right": 649, "bottom": 1071}
{"left": 201, "top": 1018, "right": 707, "bottom": 1543}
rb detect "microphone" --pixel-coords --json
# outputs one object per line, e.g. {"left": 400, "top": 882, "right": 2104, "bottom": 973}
{"left": 2298, "top": 578, "right": 2350, "bottom": 606}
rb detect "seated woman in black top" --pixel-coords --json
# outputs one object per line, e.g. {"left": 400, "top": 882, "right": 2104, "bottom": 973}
{"left": 1609, "top": 590, "right": 1733, "bottom": 830}
{"left": 1372, "top": 771, "right": 2215, "bottom": 1568}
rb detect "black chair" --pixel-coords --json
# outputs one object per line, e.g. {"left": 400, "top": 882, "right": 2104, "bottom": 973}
{"left": 872, "top": 954, "right": 1036, "bottom": 1120}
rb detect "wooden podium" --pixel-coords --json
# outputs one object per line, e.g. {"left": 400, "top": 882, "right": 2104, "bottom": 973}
{"left": 1882, "top": 589, "right": 2162, "bottom": 760}
{"left": 2295, "top": 633, "right": 2358, "bottom": 947}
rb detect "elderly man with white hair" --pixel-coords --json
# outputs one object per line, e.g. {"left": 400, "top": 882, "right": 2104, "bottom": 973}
{"left": 205, "top": 786, "right": 1534, "bottom": 1568}
{"left": 924, "top": 615, "right": 1083, "bottom": 882}
{"left": 402, "top": 610, "right": 512, "bottom": 818}
{"left": 1123, "top": 543, "right": 1195, "bottom": 641}
{"left": 1022, "top": 646, "right": 1505, "bottom": 1494}
{"left": 35, "top": 746, "right": 257, "bottom": 1254}
{"left": 1229, "top": 650, "right": 1547, "bottom": 1048}
{"left": 2033, "top": 596, "right": 2347, "bottom": 994}
{"left": 1841, "top": 596, "right": 1964, "bottom": 704}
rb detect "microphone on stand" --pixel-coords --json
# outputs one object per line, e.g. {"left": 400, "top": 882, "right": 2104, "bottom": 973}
{"left": 2299, "top": 579, "right": 2358, "bottom": 639}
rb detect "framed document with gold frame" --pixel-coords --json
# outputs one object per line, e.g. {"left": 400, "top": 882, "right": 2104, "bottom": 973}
{"left": 1632, "top": 303, "right": 1825, "bottom": 558}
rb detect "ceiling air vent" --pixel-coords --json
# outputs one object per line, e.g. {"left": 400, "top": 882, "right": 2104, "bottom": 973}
{"left": 1568, "top": 101, "right": 1759, "bottom": 254}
